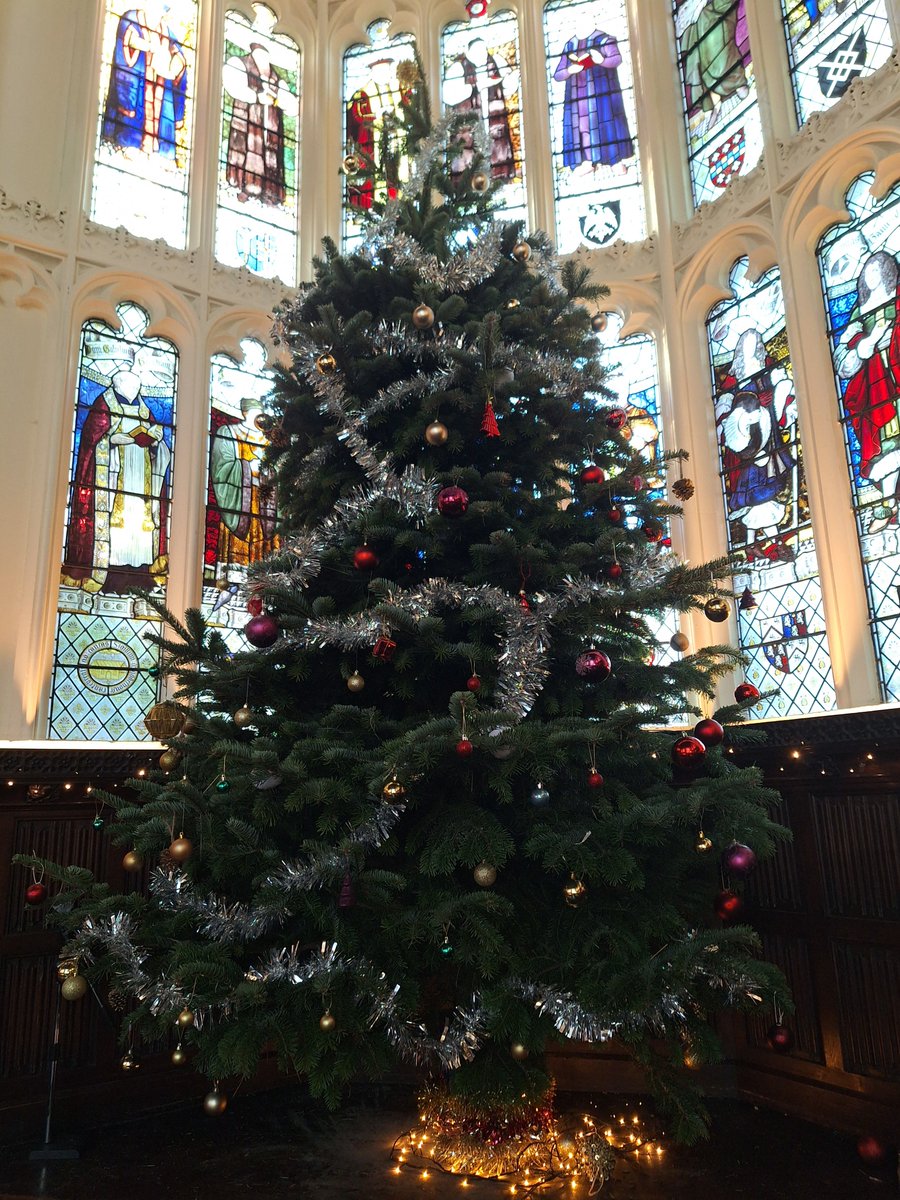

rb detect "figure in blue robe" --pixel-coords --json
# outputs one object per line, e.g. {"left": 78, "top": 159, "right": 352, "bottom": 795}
{"left": 553, "top": 31, "right": 634, "bottom": 170}
{"left": 102, "top": 6, "right": 187, "bottom": 160}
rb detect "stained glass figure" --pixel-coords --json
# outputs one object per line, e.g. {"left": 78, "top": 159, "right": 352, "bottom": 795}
{"left": 342, "top": 19, "right": 418, "bottom": 252}
{"left": 441, "top": 9, "right": 526, "bottom": 228}
{"left": 782, "top": 1, "right": 892, "bottom": 125}
{"left": 708, "top": 260, "right": 835, "bottom": 717}
{"left": 203, "top": 340, "right": 278, "bottom": 651}
{"left": 819, "top": 174, "right": 900, "bottom": 700}
{"left": 49, "top": 304, "right": 177, "bottom": 740}
{"left": 544, "top": 1, "right": 644, "bottom": 254}
{"left": 673, "top": 0, "right": 764, "bottom": 208}
{"left": 215, "top": 4, "right": 301, "bottom": 281}
{"left": 91, "top": 1, "right": 197, "bottom": 246}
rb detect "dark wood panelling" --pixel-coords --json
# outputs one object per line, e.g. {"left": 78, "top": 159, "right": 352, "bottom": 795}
{"left": 744, "top": 932, "right": 823, "bottom": 1063}
{"left": 747, "top": 801, "right": 803, "bottom": 912}
{"left": 832, "top": 941, "right": 900, "bottom": 1079}
{"left": 813, "top": 794, "right": 900, "bottom": 920}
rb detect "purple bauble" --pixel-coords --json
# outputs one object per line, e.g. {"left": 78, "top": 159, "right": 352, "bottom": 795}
{"left": 436, "top": 485, "right": 469, "bottom": 518}
{"left": 575, "top": 650, "right": 611, "bottom": 681}
{"left": 244, "top": 614, "right": 280, "bottom": 648}
{"left": 722, "top": 842, "right": 757, "bottom": 876}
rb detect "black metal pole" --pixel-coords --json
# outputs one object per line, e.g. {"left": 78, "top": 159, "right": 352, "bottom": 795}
{"left": 29, "top": 979, "right": 79, "bottom": 1161}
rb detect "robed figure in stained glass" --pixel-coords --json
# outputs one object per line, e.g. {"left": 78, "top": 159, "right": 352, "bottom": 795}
{"left": 676, "top": 0, "right": 750, "bottom": 126}
{"left": 209, "top": 396, "right": 278, "bottom": 583}
{"left": 443, "top": 37, "right": 516, "bottom": 184}
{"left": 346, "top": 58, "right": 412, "bottom": 211}
{"left": 102, "top": 4, "right": 188, "bottom": 160}
{"left": 836, "top": 250, "right": 900, "bottom": 533}
{"left": 553, "top": 29, "right": 634, "bottom": 171}
{"left": 223, "top": 41, "right": 287, "bottom": 206}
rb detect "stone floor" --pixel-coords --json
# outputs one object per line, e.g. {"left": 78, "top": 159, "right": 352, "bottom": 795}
{"left": 0, "top": 1086, "right": 895, "bottom": 1200}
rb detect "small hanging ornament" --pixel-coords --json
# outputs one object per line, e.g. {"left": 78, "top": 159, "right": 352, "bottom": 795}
{"left": 670, "top": 631, "right": 690, "bottom": 653}
{"left": 147, "top": 665, "right": 161, "bottom": 679}
{"left": 122, "top": 850, "right": 143, "bottom": 872}
{"left": 714, "top": 888, "right": 743, "bottom": 921}
{"left": 606, "top": 561, "right": 623, "bottom": 581}
{"left": 471, "top": 170, "right": 490, "bottom": 193}
{"left": 440, "top": 930, "right": 454, "bottom": 956}
{"left": 456, "top": 737, "right": 474, "bottom": 758}
{"left": 169, "top": 835, "right": 193, "bottom": 863}
{"left": 695, "top": 830, "right": 713, "bottom": 854}
{"left": 642, "top": 520, "right": 664, "bottom": 543}
{"left": 466, "top": 674, "right": 481, "bottom": 692}
{"left": 319, "top": 1011, "right": 336, "bottom": 1032}
{"left": 92, "top": 814, "right": 105, "bottom": 831}
{"left": 608, "top": 507, "right": 623, "bottom": 524}
{"left": 704, "top": 597, "right": 731, "bottom": 623}
{"left": 587, "top": 770, "right": 604, "bottom": 789}
{"left": 315, "top": 352, "right": 337, "bottom": 375}
{"left": 353, "top": 544, "right": 379, "bottom": 571}
{"left": 575, "top": 649, "right": 611, "bottom": 681}
{"left": 474, "top": 862, "right": 497, "bottom": 887}
{"left": 233, "top": 706, "right": 254, "bottom": 728}
{"left": 672, "top": 735, "right": 706, "bottom": 768}
{"left": 25, "top": 879, "right": 47, "bottom": 906}
{"left": 120, "top": 1049, "right": 141, "bottom": 1072}
{"left": 506, "top": 298, "right": 520, "bottom": 309}
{"left": 215, "top": 774, "right": 231, "bottom": 794}
{"left": 171, "top": 1045, "right": 187, "bottom": 1067}
{"left": 436, "top": 485, "right": 469, "bottom": 517}
{"left": 529, "top": 783, "right": 550, "bottom": 808}
{"left": 855, "top": 1135, "right": 889, "bottom": 1166}
{"left": 480, "top": 397, "right": 500, "bottom": 438}
{"left": 672, "top": 476, "right": 695, "bottom": 501}
{"left": 722, "top": 842, "right": 757, "bottom": 876}
{"left": 244, "top": 613, "right": 280, "bottom": 647}
{"left": 347, "top": 671, "right": 365, "bottom": 693}
{"left": 159, "top": 748, "right": 181, "bottom": 771}
{"left": 372, "top": 634, "right": 398, "bottom": 661}
{"left": 518, "top": 589, "right": 530, "bottom": 610}
{"left": 247, "top": 593, "right": 264, "bottom": 617}
{"left": 412, "top": 303, "right": 435, "bottom": 329}
{"left": 694, "top": 718, "right": 724, "bottom": 747}
{"left": 766, "top": 1024, "right": 793, "bottom": 1054}
{"left": 341, "top": 152, "right": 360, "bottom": 175}
{"left": 382, "top": 777, "right": 405, "bottom": 801}
{"left": 177, "top": 1007, "right": 196, "bottom": 1028}
{"left": 425, "top": 420, "right": 449, "bottom": 446}
{"left": 739, "top": 586, "right": 757, "bottom": 611}
{"left": 203, "top": 1087, "right": 227, "bottom": 1113}
{"left": 734, "top": 682, "right": 760, "bottom": 704}
{"left": 510, "top": 1043, "right": 529, "bottom": 1061}
{"left": 580, "top": 463, "right": 605, "bottom": 485}
{"left": 61, "top": 974, "right": 88, "bottom": 1001}
{"left": 605, "top": 407, "right": 627, "bottom": 431}
{"left": 591, "top": 313, "right": 608, "bottom": 333}
{"left": 338, "top": 871, "right": 355, "bottom": 909}
{"left": 512, "top": 239, "right": 532, "bottom": 263}
{"left": 563, "top": 875, "right": 587, "bottom": 908}
{"left": 631, "top": 475, "right": 644, "bottom": 492}
{"left": 144, "top": 701, "right": 184, "bottom": 740}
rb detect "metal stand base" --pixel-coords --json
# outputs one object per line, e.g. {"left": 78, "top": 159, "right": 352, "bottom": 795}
{"left": 29, "top": 1139, "right": 81, "bottom": 1161}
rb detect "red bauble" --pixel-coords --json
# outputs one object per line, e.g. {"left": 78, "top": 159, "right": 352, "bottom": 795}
{"left": 608, "top": 508, "right": 623, "bottom": 523}
{"left": 353, "top": 545, "right": 379, "bottom": 571}
{"left": 456, "top": 738, "right": 474, "bottom": 758}
{"left": 606, "top": 562, "right": 623, "bottom": 581}
{"left": 766, "top": 1023, "right": 794, "bottom": 1054}
{"left": 587, "top": 770, "right": 604, "bottom": 789}
{"left": 642, "top": 521, "right": 664, "bottom": 543}
{"left": 734, "top": 682, "right": 760, "bottom": 704}
{"left": 631, "top": 475, "right": 644, "bottom": 492}
{"left": 722, "top": 842, "right": 757, "bottom": 876}
{"left": 605, "top": 408, "right": 627, "bottom": 431}
{"left": 575, "top": 650, "right": 612, "bottom": 681}
{"left": 436, "top": 486, "right": 469, "bottom": 518}
{"left": 715, "top": 888, "right": 743, "bottom": 921}
{"left": 246, "top": 594, "right": 263, "bottom": 617}
{"left": 580, "top": 464, "right": 605, "bottom": 485}
{"left": 244, "top": 614, "right": 280, "bottom": 648}
{"left": 856, "top": 1135, "right": 890, "bottom": 1166}
{"left": 694, "top": 718, "right": 724, "bottom": 747}
{"left": 25, "top": 882, "right": 47, "bottom": 906}
{"left": 338, "top": 872, "right": 355, "bottom": 909}
{"left": 466, "top": 675, "right": 481, "bottom": 692}
{"left": 672, "top": 735, "right": 706, "bottom": 764}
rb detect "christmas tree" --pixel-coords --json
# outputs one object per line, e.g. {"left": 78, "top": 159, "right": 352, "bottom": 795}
{"left": 23, "top": 71, "right": 789, "bottom": 1187}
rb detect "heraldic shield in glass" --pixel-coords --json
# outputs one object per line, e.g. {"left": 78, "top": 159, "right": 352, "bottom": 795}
{"left": 91, "top": 0, "right": 198, "bottom": 246}
{"left": 441, "top": 8, "right": 527, "bottom": 229}
{"left": 782, "top": 0, "right": 893, "bottom": 126}
{"left": 203, "top": 339, "right": 278, "bottom": 652}
{"left": 708, "top": 259, "right": 835, "bottom": 718}
{"left": 673, "top": 0, "right": 764, "bottom": 208}
{"left": 342, "top": 19, "right": 418, "bottom": 252}
{"left": 819, "top": 173, "right": 900, "bottom": 701}
{"left": 215, "top": 4, "right": 301, "bottom": 282}
{"left": 49, "top": 304, "right": 178, "bottom": 740}
{"left": 544, "top": 0, "right": 645, "bottom": 254}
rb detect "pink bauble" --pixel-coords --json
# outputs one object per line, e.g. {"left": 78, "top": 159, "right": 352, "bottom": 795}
{"left": 575, "top": 650, "right": 611, "bottom": 681}
{"left": 722, "top": 842, "right": 757, "bottom": 876}
{"left": 244, "top": 614, "right": 280, "bottom": 648}
{"left": 436, "top": 486, "right": 469, "bottom": 518}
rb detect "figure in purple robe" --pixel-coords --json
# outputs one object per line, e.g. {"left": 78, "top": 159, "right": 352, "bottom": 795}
{"left": 553, "top": 30, "right": 634, "bottom": 171}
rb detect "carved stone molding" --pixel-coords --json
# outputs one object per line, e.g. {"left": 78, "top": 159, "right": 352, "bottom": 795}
{"left": 672, "top": 158, "right": 771, "bottom": 270}
{"left": 0, "top": 186, "right": 67, "bottom": 248}
{"left": 79, "top": 219, "right": 202, "bottom": 290}
{"left": 573, "top": 234, "right": 659, "bottom": 283}
{"left": 209, "top": 259, "right": 295, "bottom": 309}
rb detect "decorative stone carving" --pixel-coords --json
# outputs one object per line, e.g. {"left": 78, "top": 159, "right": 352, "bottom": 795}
{"left": 0, "top": 186, "right": 66, "bottom": 245}
{"left": 572, "top": 234, "right": 659, "bottom": 282}
{"left": 80, "top": 219, "right": 202, "bottom": 289}
{"left": 672, "top": 158, "right": 771, "bottom": 270}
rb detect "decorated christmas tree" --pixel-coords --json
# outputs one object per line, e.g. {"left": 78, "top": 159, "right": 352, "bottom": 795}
{"left": 23, "top": 70, "right": 790, "bottom": 1190}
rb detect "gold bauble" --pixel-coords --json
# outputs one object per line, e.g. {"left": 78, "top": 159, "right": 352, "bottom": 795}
{"left": 563, "top": 876, "right": 587, "bottom": 908}
{"left": 347, "top": 671, "right": 365, "bottom": 693}
{"left": 512, "top": 240, "right": 532, "bottom": 263}
{"left": 341, "top": 153, "right": 360, "bottom": 175}
{"left": 169, "top": 836, "right": 193, "bottom": 863}
{"left": 319, "top": 1012, "right": 336, "bottom": 1032}
{"left": 471, "top": 170, "right": 489, "bottom": 193}
{"left": 670, "top": 632, "right": 690, "bottom": 653}
{"left": 171, "top": 1046, "right": 187, "bottom": 1066}
{"left": 382, "top": 778, "right": 406, "bottom": 801}
{"left": 704, "top": 597, "right": 731, "bottom": 623}
{"left": 122, "top": 850, "right": 143, "bottom": 872}
{"left": 56, "top": 957, "right": 79, "bottom": 981}
{"left": 591, "top": 313, "right": 608, "bottom": 333}
{"left": 315, "top": 352, "right": 337, "bottom": 375}
{"left": 215, "top": 578, "right": 232, "bottom": 591}
{"left": 510, "top": 1043, "right": 528, "bottom": 1061}
{"left": 61, "top": 975, "right": 88, "bottom": 1001}
{"left": 120, "top": 1049, "right": 140, "bottom": 1071}
{"left": 506, "top": 298, "right": 520, "bottom": 309}
{"left": 203, "top": 1089, "right": 227, "bottom": 1114}
{"left": 473, "top": 862, "right": 497, "bottom": 888}
{"left": 695, "top": 831, "right": 713, "bottom": 854}
{"left": 159, "top": 748, "right": 181, "bottom": 772}
{"left": 233, "top": 706, "right": 254, "bottom": 728}
{"left": 396, "top": 59, "right": 421, "bottom": 89}
{"left": 144, "top": 701, "right": 184, "bottom": 740}
{"left": 425, "top": 420, "right": 449, "bottom": 446}
{"left": 672, "top": 477, "right": 695, "bottom": 502}
{"left": 177, "top": 1006, "right": 196, "bottom": 1028}
{"left": 412, "top": 303, "right": 435, "bottom": 330}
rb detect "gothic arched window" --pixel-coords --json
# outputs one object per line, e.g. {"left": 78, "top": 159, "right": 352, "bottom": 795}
{"left": 441, "top": 8, "right": 526, "bottom": 228}
{"left": 203, "top": 340, "right": 277, "bottom": 651}
{"left": 215, "top": 5, "right": 301, "bottom": 282}
{"left": 673, "top": 0, "right": 764, "bottom": 208}
{"left": 90, "top": 1, "right": 198, "bottom": 247}
{"left": 49, "top": 304, "right": 178, "bottom": 740}
{"left": 818, "top": 173, "right": 900, "bottom": 701}
{"left": 707, "top": 259, "right": 835, "bottom": 717}
{"left": 544, "top": 0, "right": 644, "bottom": 253}
{"left": 781, "top": 1, "right": 893, "bottom": 126}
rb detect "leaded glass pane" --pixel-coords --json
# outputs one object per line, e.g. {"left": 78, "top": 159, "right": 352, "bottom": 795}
{"left": 203, "top": 340, "right": 278, "bottom": 653}
{"left": 818, "top": 174, "right": 900, "bottom": 701}
{"left": 673, "top": 0, "right": 764, "bottom": 208}
{"left": 544, "top": 0, "right": 644, "bottom": 254}
{"left": 441, "top": 9, "right": 526, "bottom": 229}
{"left": 708, "top": 259, "right": 835, "bottom": 718}
{"left": 215, "top": 5, "right": 301, "bottom": 282}
{"left": 342, "top": 20, "right": 418, "bottom": 252}
{"left": 91, "top": 1, "right": 197, "bottom": 246}
{"left": 49, "top": 304, "right": 178, "bottom": 740}
{"left": 782, "top": 1, "right": 893, "bottom": 126}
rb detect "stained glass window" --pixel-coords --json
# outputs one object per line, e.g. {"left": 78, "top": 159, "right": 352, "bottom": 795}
{"left": 782, "top": 1, "right": 893, "bottom": 126}
{"left": 342, "top": 20, "right": 418, "bottom": 252}
{"left": 215, "top": 5, "right": 301, "bottom": 282}
{"left": 544, "top": 1, "right": 643, "bottom": 254}
{"left": 707, "top": 259, "right": 835, "bottom": 718}
{"left": 673, "top": 0, "right": 764, "bottom": 208}
{"left": 203, "top": 340, "right": 277, "bottom": 652}
{"left": 49, "top": 304, "right": 178, "bottom": 740}
{"left": 91, "top": 1, "right": 197, "bottom": 247}
{"left": 441, "top": 9, "right": 526, "bottom": 228}
{"left": 818, "top": 174, "right": 900, "bottom": 701}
